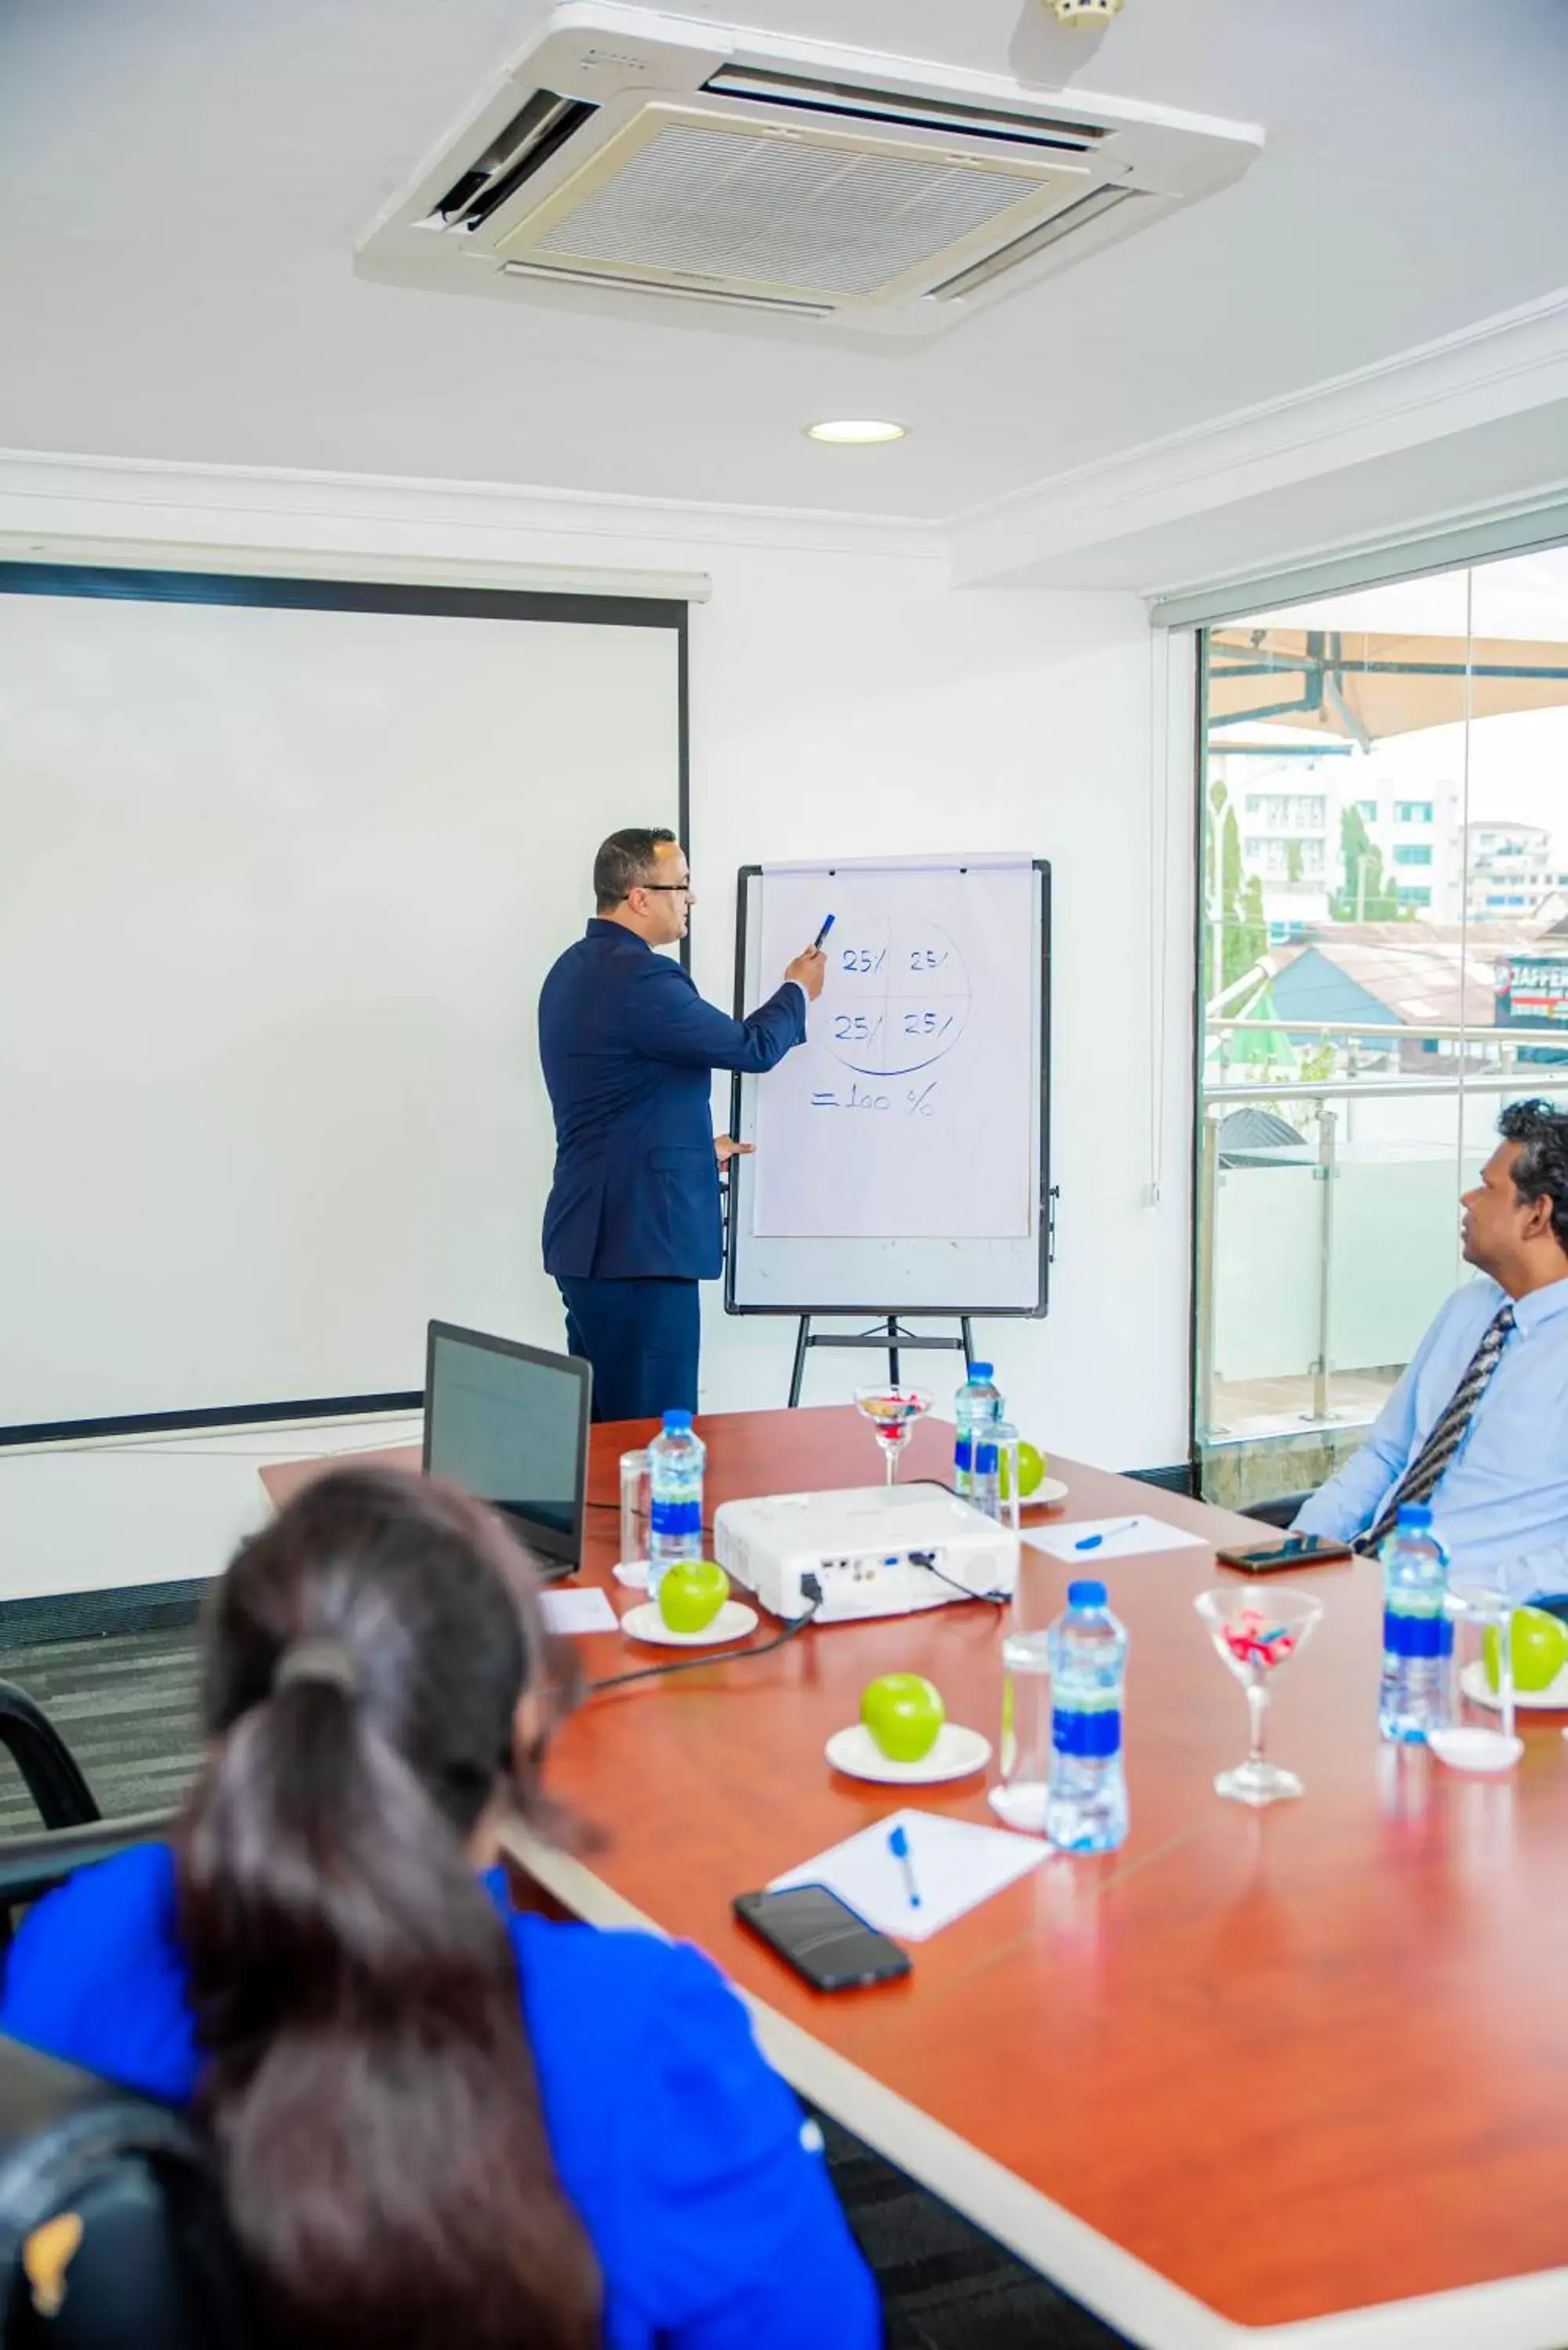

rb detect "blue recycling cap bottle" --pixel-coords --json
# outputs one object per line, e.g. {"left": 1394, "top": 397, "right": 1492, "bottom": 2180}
{"left": 648, "top": 1410, "right": 706, "bottom": 1587}
{"left": 1046, "top": 1580, "right": 1129, "bottom": 1854}
{"left": 953, "top": 1362, "right": 1003, "bottom": 1499}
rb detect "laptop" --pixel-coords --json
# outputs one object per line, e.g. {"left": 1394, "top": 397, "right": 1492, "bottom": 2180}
{"left": 422, "top": 1321, "right": 592, "bottom": 1578}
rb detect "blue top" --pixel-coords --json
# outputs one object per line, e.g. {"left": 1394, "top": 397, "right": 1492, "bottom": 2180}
{"left": 1295, "top": 1274, "right": 1568, "bottom": 1600}
{"left": 0, "top": 1846, "right": 878, "bottom": 2350}
{"left": 538, "top": 920, "right": 806, "bottom": 1281}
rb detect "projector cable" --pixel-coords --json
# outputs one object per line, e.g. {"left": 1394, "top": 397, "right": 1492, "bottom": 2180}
{"left": 907, "top": 1549, "right": 1013, "bottom": 1608}
{"left": 584, "top": 1574, "right": 825, "bottom": 1697}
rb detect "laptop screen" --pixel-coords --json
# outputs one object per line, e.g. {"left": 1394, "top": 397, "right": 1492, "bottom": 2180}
{"left": 422, "top": 1322, "right": 591, "bottom": 1571}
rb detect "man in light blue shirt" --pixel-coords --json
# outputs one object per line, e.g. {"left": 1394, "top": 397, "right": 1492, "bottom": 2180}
{"left": 1295, "top": 1099, "right": 1568, "bottom": 1601}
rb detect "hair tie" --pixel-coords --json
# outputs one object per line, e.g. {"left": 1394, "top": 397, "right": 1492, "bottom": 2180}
{"left": 273, "top": 1639, "right": 360, "bottom": 1698}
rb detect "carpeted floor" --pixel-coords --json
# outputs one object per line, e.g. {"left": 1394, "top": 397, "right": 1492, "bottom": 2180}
{"left": 0, "top": 1626, "right": 203, "bottom": 1832}
{"left": 819, "top": 2113, "right": 1133, "bottom": 2349}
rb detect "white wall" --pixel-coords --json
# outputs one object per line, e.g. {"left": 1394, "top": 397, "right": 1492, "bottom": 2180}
{"left": 0, "top": 458, "right": 1195, "bottom": 1597}
{"left": 681, "top": 544, "right": 1194, "bottom": 1475}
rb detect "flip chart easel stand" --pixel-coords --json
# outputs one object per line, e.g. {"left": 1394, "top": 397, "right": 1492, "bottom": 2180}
{"left": 787, "top": 1314, "right": 975, "bottom": 1408}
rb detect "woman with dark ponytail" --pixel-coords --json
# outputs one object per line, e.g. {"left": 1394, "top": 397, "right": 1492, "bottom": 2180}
{"left": 0, "top": 1468, "right": 879, "bottom": 2350}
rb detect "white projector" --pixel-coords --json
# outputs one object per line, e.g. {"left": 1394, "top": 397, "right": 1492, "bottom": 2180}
{"left": 713, "top": 1482, "right": 1018, "bottom": 1625}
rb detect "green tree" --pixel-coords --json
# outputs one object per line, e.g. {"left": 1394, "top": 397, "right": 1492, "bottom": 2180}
{"left": 1207, "top": 779, "right": 1268, "bottom": 998}
{"left": 1331, "top": 807, "right": 1400, "bottom": 921}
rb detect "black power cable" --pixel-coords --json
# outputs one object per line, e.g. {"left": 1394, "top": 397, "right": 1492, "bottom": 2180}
{"left": 585, "top": 1574, "right": 826, "bottom": 1697}
{"left": 906, "top": 1549, "right": 1012, "bottom": 1607}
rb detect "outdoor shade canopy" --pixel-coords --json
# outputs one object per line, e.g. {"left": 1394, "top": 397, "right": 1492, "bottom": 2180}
{"left": 1209, "top": 628, "right": 1568, "bottom": 745}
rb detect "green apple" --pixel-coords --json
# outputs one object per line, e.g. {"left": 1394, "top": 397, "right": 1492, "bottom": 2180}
{"left": 860, "top": 1672, "right": 945, "bottom": 1763}
{"left": 1483, "top": 1605, "right": 1568, "bottom": 1694}
{"left": 656, "top": 1560, "right": 728, "bottom": 1635}
{"left": 999, "top": 1441, "right": 1048, "bottom": 1502}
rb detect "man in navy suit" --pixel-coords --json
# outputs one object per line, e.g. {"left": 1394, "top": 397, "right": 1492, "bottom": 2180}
{"left": 539, "top": 828, "right": 823, "bottom": 1419}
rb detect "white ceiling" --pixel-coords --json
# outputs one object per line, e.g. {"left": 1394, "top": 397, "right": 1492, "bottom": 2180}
{"left": 2, "top": 0, "right": 1567, "bottom": 576}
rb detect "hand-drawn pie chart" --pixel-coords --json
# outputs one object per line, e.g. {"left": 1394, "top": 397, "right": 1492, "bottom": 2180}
{"left": 825, "top": 916, "right": 970, "bottom": 1078}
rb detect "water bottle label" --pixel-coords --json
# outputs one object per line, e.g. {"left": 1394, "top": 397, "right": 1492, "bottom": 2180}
{"left": 975, "top": 1441, "right": 999, "bottom": 1474}
{"left": 1382, "top": 1607, "right": 1454, "bottom": 1661}
{"left": 1052, "top": 1705, "right": 1122, "bottom": 1760}
{"left": 650, "top": 1495, "right": 701, "bottom": 1539}
{"left": 954, "top": 1435, "right": 974, "bottom": 1475}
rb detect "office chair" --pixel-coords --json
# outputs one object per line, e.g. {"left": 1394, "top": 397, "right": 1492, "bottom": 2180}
{"left": 0, "top": 2034, "right": 252, "bottom": 2350}
{"left": 1239, "top": 1493, "right": 1313, "bottom": 1530}
{"left": 0, "top": 1690, "right": 99, "bottom": 1836}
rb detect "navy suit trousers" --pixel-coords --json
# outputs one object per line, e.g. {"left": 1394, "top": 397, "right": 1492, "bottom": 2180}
{"left": 559, "top": 1275, "right": 700, "bottom": 1423}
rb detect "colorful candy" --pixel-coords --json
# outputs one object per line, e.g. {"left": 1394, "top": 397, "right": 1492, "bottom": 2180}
{"left": 1223, "top": 1610, "right": 1299, "bottom": 1670}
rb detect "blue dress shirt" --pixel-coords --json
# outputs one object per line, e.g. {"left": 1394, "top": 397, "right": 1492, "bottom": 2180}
{"left": 1295, "top": 1274, "right": 1568, "bottom": 1600}
{"left": 0, "top": 1846, "right": 879, "bottom": 2350}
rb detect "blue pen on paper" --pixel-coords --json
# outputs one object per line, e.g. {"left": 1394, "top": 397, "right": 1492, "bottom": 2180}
{"left": 887, "top": 1824, "right": 921, "bottom": 1910}
{"left": 1075, "top": 1518, "right": 1139, "bottom": 1553}
{"left": 813, "top": 913, "right": 836, "bottom": 951}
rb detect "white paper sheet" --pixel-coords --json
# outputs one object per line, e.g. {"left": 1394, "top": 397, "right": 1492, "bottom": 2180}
{"left": 1026, "top": 1515, "right": 1211, "bottom": 1563}
{"left": 750, "top": 862, "right": 1035, "bottom": 1241}
{"left": 540, "top": 1587, "right": 619, "bottom": 1635}
{"left": 770, "top": 1806, "right": 1047, "bottom": 1943}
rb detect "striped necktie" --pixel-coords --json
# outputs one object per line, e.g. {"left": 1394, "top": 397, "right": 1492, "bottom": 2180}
{"left": 1355, "top": 1300, "right": 1516, "bottom": 1555}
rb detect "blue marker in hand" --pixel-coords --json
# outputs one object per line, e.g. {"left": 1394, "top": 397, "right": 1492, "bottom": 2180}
{"left": 813, "top": 913, "right": 836, "bottom": 952}
{"left": 887, "top": 1823, "right": 921, "bottom": 1909}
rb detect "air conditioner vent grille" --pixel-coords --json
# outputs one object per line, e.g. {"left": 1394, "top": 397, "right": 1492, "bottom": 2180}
{"left": 528, "top": 120, "right": 1046, "bottom": 298}
{"left": 702, "top": 65, "right": 1110, "bottom": 154}
{"left": 931, "top": 181, "right": 1143, "bottom": 298}
{"left": 429, "top": 89, "right": 598, "bottom": 231}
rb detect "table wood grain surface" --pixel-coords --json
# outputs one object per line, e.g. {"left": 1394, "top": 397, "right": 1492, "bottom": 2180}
{"left": 260, "top": 1406, "right": 1568, "bottom": 2348}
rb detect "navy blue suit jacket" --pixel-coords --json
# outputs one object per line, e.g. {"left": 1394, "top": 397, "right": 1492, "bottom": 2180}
{"left": 539, "top": 920, "right": 807, "bottom": 1281}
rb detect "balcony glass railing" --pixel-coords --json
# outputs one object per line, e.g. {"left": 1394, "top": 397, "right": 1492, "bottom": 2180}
{"left": 1196, "top": 1021, "right": 1568, "bottom": 1462}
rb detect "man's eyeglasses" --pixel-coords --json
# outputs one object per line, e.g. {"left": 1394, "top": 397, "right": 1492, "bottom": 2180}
{"left": 640, "top": 881, "right": 694, "bottom": 896}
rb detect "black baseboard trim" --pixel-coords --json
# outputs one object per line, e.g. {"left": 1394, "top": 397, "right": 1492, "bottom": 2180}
{"left": 1124, "top": 1462, "right": 1198, "bottom": 1497}
{"left": 0, "top": 1391, "right": 422, "bottom": 1450}
{"left": 0, "top": 1579, "right": 209, "bottom": 1650}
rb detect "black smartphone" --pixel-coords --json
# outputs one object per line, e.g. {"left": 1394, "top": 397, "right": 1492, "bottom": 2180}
{"left": 1215, "top": 1532, "right": 1354, "bottom": 1573}
{"left": 733, "top": 1885, "right": 912, "bottom": 1992}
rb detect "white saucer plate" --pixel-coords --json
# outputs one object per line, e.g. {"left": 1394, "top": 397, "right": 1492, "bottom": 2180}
{"left": 1459, "top": 1660, "right": 1568, "bottom": 1713}
{"left": 1428, "top": 1724, "right": 1524, "bottom": 1775}
{"left": 1021, "top": 1477, "right": 1069, "bottom": 1510}
{"left": 825, "top": 1721, "right": 992, "bottom": 1785}
{"left": 619, "top": 1599, "right": 758, "bottom": 1648}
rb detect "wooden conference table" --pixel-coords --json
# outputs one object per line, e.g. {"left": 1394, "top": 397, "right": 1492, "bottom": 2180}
{"left": 261, "top": 1408, "right": 1568, "bottom": 2350}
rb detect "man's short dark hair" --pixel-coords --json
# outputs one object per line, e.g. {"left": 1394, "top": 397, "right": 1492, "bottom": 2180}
{"left": 594, "top": 827, "right": 677, "bottom": 913}
{"left": 1498, "top": 1098, "right": 1568, "bottom": 1254}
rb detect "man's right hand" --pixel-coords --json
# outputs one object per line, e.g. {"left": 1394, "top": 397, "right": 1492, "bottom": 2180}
{"left": 786, "top": 945, "right": 826, "bottom": 1002}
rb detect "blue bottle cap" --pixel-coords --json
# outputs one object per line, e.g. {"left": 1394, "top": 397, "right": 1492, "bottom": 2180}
{"left": 970, "top": 1362, "right": 994, "bottom": 1379}
{"left": 662, "top": 1409, "right": 693, "bottom": 1432}
{"left": 1068, "top": 1578, "right": 1107, "bottom": 1608}
{"left": 1396, "top": 1502, "right": 1433, "bottom": 1529}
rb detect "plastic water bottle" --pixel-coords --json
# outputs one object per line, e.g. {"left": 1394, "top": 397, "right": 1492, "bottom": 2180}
{"left": 953, "top": 1361, "right": 1002, "bottom": 1499}
{"left": 1045, "top": 1580, "right": 1129, "bottom": 1854}
{"left": 647, "top": 1410, "right": 706, "bottom": 1594}
{"left": 1378, "top": 1502, "right": 1454, "bottom": 1743}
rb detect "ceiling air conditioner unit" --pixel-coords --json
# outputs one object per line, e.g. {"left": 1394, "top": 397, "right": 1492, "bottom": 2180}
{"left": 357, "top": 4, "right": 1262, "bottom": 337}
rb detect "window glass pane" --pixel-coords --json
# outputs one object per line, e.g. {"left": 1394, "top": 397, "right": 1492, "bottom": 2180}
{"left": 1198, "top": 569, "right": 1472, "bottom": 1509}
{"left": 1199, "top": 549, "right": 1568, "bottom": 1509}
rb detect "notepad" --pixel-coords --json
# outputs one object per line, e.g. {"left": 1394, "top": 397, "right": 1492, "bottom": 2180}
{"left": 540, "top": 1587, "right": 619, "bottom": 1636}
{"left": 1027, "top": 1514, "right": 1209, "bottom": 1563}
{"left": 770, "top": 1807, "right": 1047, "bottom": 1943}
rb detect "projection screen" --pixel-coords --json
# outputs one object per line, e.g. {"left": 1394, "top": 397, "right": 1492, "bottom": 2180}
{"left": 0, "top": 566, "right": 686, "bottom": 1435}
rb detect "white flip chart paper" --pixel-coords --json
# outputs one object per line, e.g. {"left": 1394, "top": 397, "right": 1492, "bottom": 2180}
{"left": 750, "top": 862, "right": 1035, "bottom": 1241}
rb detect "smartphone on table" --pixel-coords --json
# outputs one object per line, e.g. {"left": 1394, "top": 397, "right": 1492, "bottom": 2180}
{"left": 733, "top": 1885, "right": 911, "bottom": 1992}
{"left": 1214, "top": 1532, "right": 1354, "bottom": 1574}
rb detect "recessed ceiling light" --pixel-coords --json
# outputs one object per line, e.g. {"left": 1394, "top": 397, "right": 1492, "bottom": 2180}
{"left": 804, "top": 419, "right": 909, "bottom": 446}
